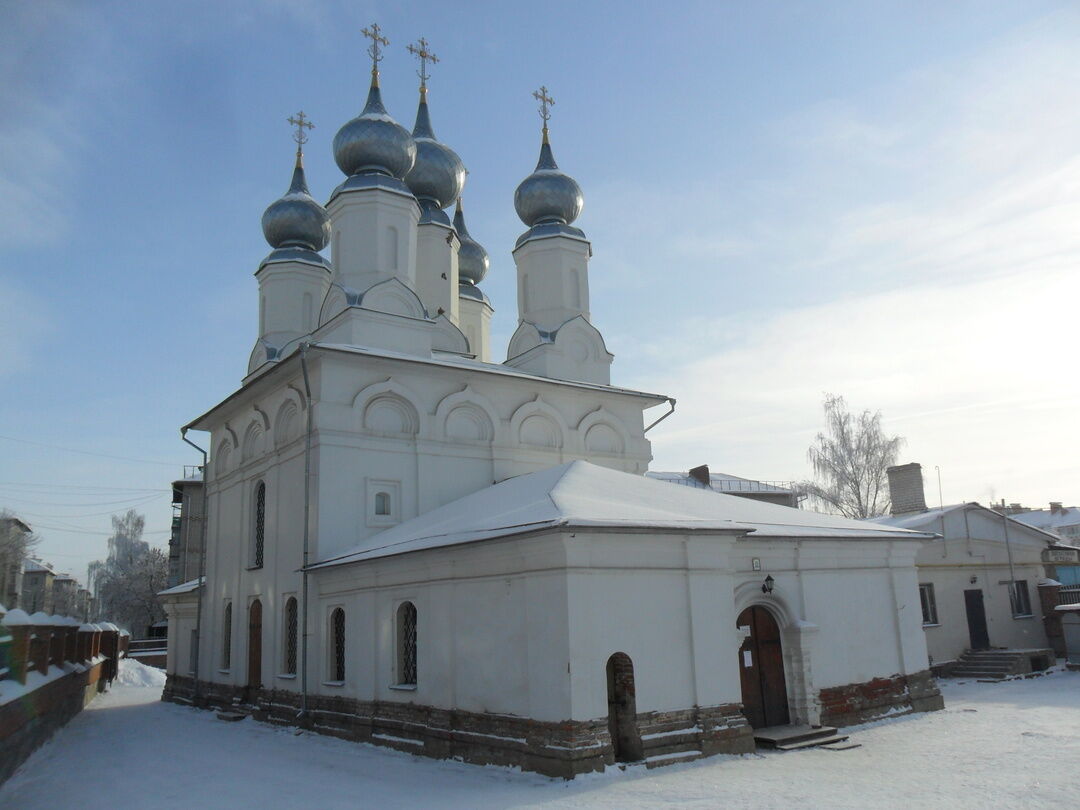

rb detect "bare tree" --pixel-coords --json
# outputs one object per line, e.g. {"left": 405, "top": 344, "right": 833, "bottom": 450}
{"left": 801, "top": 394, "right": 904, "bottom": 519}
{"left": 88, "top": 509, "right": 168, "bottom": 635}
{"left": 0, "top": 510, "right": 39, "bottom": 608}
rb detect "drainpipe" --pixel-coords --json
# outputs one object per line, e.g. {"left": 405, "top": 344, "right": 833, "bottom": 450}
{"left": 1001, "top": 508, "right": 1018, "bottom": 608}
{"left": 181, "top": 429, "right": 209, "bottom": 705}
{"left": 644, "top": 397, "right": 676, "bottom": 434}
{"left": 299, "top": 343, "right": 314, "bottom": 719}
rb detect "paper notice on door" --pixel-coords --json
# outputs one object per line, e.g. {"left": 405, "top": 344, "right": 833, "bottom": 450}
{"left": 743, "top": 650, "right": 752, "bottom": 668}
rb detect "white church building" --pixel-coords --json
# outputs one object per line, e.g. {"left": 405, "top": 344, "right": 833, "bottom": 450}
{"left": 162, "top": 30, "right": 943, "bottom": 778}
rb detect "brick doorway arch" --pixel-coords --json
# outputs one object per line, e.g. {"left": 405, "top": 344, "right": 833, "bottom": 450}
{"left": 606, "top": 652, "right": 644, "bottom": 762}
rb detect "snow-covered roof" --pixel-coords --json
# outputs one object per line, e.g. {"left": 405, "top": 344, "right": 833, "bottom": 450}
{"left": 313, "top": 461, "right": 930, "bottom": 570}
{"left": 647, "top": 470, "right": 793, "bottom": 494}
{"left": 23, "top": 558, "right": 54, "bottom": 574}
{"left": 867, "top": 503, "right": 1059, "bottom": 542}
{"left": 158, "top": 576, "right": 204, "bottom": 597}
{"left": 1010, "top": 507, "right": 1080, "bottom": 531}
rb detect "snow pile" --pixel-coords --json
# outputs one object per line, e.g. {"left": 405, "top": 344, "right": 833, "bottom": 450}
{"left": 114, "top": 658, "right": 167, "bottom": 689}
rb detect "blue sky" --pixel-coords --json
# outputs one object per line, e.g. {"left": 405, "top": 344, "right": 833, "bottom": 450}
{"left": 3, "top": 0, "right": 1079, "bottom": 583}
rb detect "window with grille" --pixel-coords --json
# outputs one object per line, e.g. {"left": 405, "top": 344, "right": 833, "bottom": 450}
{"left": 284, "top": 598, "right": 298, "bottom": 675}
{"left": 918, "top": 583, "right": 938, "bottom": 625}
{"left": 253, "top": 482, "right": 266, "bottom": 568}
{"left": 398, "top": 601, "right": 417, "bottom": 685}
{"left": 189, "top": 629, "right": 198, "bottom": 675}
{"left": 1010, "top": 580, "right": 1032, "bottom": 617}
{"left": 222, "top": 602, "right": 232, "bottom": 670}
{"left": 330, "top": 608, "right": 345, "bottom": 682}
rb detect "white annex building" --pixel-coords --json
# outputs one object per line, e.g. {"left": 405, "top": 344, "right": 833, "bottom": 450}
{"left": 162, "top": 31, "right": 943, "bottom": 777}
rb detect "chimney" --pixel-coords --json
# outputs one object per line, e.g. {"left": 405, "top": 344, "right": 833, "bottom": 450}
{"left": 1050, "top": 501, "right": 1063, "bottom": 514}
{"left": 688, "top": 464, "right": 711, "bottom": 488}
{"left": 887, "top": 463, "right": 927, "bottom": 515}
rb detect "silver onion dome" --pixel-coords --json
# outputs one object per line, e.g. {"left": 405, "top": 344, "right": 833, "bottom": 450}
{"left": 333, "top": 80, "right": 416, "bottom": 179}
{"left": 453, "top": 199, "right": 489, "bottom": 285}
{"left": 405, "top": 95, "right": 466, "bottom": 218}
{"left": 513, "top": 134, "right": 583, "bottom": 227}
{"left": 261, "top": 156, "right": 331, "bottom": 251}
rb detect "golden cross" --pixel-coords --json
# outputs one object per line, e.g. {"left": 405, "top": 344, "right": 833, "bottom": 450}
{"left": 362, "top": 23, "right": 390, "bottom": 73}
{"left": 407, "top": 37, "right": 439, "bottom": 92}
{"left": 533, "top": 86, "right": 555, "bottom": 125}
{"left": 287, "top": 111, "right": 315, "bottom": 148}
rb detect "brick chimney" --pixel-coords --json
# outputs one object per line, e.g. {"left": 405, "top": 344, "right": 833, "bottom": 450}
{"left": 887, "top": 462, "right": 927, "bottom": 515}
{"left": 688, "top": 464, "right": 711, "bottom": 487}
{"left": 1050, "top": 501, "right": 1063, "bottom": 514}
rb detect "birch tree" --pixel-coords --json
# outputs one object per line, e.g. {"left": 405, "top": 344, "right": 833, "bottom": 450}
{"left": 801, "top": 394, "right": 903, "bottom": 519}
{"left": 89, "top": 509, "right": 168, "bottom": 635}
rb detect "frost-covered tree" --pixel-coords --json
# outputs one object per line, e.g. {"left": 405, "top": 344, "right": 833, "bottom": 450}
{"left": 88, "top": 510, "right": 168, "bottom": 635}
{"left": 801, "top": 394, "right": 904, "bottom": 519}
{"left": 1, "top": 510, "right": 39, "bottom": 608}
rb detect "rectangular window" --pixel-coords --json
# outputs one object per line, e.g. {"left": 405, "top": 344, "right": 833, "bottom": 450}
{"left": 189, "top": 629, "right": 198, "bottom": 675}
{"left": 919, "top": 583, "right": 938, "bottom": 625}
{"left": 1010, "top": 580, "right": 1032, "bottom": 617}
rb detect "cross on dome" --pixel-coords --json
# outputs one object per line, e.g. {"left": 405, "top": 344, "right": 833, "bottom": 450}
{"left": 407, "top": 37, "right": 439, "bottom": 97}
{"left": 362, "top": 23, "right": 390, "bottom": 84}
{"left": 287, "top": 111, "right": 314, "bottom": 164}
{"left": 532, "top": 86, "right": 554, "bottom": 143}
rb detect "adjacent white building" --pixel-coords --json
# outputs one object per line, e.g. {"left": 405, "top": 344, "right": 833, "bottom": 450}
{"left": 162, "top": 42, "right": 943, "bottom": 777}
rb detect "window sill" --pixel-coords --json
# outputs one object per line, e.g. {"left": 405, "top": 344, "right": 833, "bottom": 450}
{"left": 322, "top": 680, "right": 345, "bottom": 688}
{"left": 246, "top": 565, "right": 264, "bottom": 571}
{"left": 218, "top": 669, "right": 230, "bottom": 674}
{"left": 389, "top": 684, "right": 417, "bottom": 692}
{"left": 922, "top": 623, "right": 941, "bottom": 628}
{"left": 1012, "top": 614, "right": 1035, "bottom": 620}
{"left": 277, "top": 673, "right": 297, "bottom": 680}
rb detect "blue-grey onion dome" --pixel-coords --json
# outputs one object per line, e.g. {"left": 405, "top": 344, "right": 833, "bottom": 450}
{"left": 261, "top": 158, "right": 331, "bottom": 251}
{"left": 333, "top": 81, "right": 416, "bottom": 179}
{"left": 453, "top": 199, "right": 489, "bottom": 285}
{"left": 405, "top": 96, "right": 466, "bottom": 210}
{"left": 513, "top": 135, "right": 584, "bottom": 227}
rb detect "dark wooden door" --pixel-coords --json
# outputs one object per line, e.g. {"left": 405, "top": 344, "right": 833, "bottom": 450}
{"left": 964, "top": 589, "right": 990, "bottom": 650}
{"left": 737, "top": 606, "right": 790, "bottom": 729}
{"left": 606, "top": 653, "right": 643, "bottom": 762}
{"left": 247, "top": 599, "right": 262, "bottom": 690}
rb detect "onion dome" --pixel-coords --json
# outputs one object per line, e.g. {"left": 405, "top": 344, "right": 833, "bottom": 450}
{"left": 405, "top": 93, "right": 467, "bottom": 224}
{"left": 453, "top": 198, "right": 489, "bottom": 285}
{"left": 513, "top": 129, "right": 584, "bottom": 228}
{"left": 261, "top": 152, "right": 331, "bottom": 252}
{"left": 333, "top": 77, "right": 416, "bottom": 180}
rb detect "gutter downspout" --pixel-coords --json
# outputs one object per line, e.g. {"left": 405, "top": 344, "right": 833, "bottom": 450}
{"left": 181, "top": 429, "right": 209, "bottom": 706}
{"left": 299, "top": 343, "right": 314, "bottom": 719}
{"left": 1001, "top": 508, "right": 1018, "bottom": 610}
{"left": 644, "top": 397, "right": 676, "bottom": 434}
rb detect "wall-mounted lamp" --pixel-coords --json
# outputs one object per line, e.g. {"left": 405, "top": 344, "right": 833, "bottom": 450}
{"left": 761, "top": 575, "right": 775, "bottom": 594}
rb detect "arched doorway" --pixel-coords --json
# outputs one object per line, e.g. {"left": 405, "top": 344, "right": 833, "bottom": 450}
{"left": 247, "top": 599, "right": 262, "bottom": 694}
{"left": 736, "top": 605, "right": 790, "bottom": 728}
{"left": 606, "top": 653, "right": 643, "bottom": 762}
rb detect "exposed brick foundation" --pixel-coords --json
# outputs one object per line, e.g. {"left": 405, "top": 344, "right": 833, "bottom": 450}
{"left": 163, "top": 675, "right": 755, "bottom": 778}
{"left": 818, "top": 669, "right": 943, "bottom": 727}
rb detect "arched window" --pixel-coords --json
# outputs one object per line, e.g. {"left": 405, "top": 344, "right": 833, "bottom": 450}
{"left": 374, "top": 491, "right": 391, "bottom": 516}
{"left": 397, "top": 601, "right": 417, "bottom": 685}
{"left": 252, "top": 481, "right": 265, "bottom": 568}
{"left": 222, "top": 602, "right": 232, "bottom": 670}
{"left": 283, "top": 597, "right": 298, "bottom": 675}
{"left": 330, "top": 608, "right": 345, "bottom": 682}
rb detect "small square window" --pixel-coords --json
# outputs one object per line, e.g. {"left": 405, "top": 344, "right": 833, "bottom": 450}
{"left": 1010, "top": 580, "right": 1032, "bottom": 617}
{"left": 366, "top": 479, "right": 401, "bottom": 527}
{"left": 919, "top": 583, "right": 938, "bottom": 625}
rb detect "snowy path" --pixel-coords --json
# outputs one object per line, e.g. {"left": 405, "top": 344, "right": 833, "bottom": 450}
{"left": 3, "top": 662, "right": 1078, "bottom": 809}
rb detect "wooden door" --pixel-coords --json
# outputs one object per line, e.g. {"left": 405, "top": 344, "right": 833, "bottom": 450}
{"left": 964, "top": 589, "right": 990, "bottom": 650}
{"left": 737, "top": 606, "right": 790, "bottom": 729}
{"left": 247, "top": 599, "right": 262, "bottom": 690}
{"left": 606, "top": 653, "right": 644, "bottom": 762}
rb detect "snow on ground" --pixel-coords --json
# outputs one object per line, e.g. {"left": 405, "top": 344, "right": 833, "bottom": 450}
{"left": 2, "top": 662, "right": 1077, "bottom": 809}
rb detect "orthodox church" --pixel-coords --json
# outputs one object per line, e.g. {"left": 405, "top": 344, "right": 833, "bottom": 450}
{"left": 161, "top": 28, "right": 943, "bottom": 778}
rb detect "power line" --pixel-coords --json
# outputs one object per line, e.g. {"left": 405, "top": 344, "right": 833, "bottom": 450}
{"left": 0, "top": 493, "right": 168, "bottom": 508}
{"left": 29, "top": 523, "right": 171, "bottom": 537}
{"left": 0, "top": 434, "right": 182, "bottom": 467}
{"left": 0, "top": 482, "right": 168, "bottom": 492}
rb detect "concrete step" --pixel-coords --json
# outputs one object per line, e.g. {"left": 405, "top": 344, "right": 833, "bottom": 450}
{"left": 216, "top": 710, "right": 248, "bottom": 722}
{"left": 775, "top": 733, "right": 850, "bottom": 751}
{"left": 645, "top": 749, "right": 703, "bottom": 768}
{"left": 820, "top": 740, "right": 862, "bottom": 751}
{"left": 754, "top": 724, "right": 841, "bottom": 748}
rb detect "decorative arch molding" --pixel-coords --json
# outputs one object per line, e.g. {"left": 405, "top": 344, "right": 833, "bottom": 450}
{"left": 318, "top": 283, "right": 354, "bottom": 327}
{"left": 222, "top": 423, "right": 239, "bottom": 448}
{"left": 509, "top": 396, "right": 568, "bottom": 450}
{"left": 286, "top": 383, "right": 308, "bottom": 411}
{"left": 241, "top": 419, "right": 266, "bottom": 462}
{"left": 732, "top": 581, "right": 798, "bottom": 630}
{"left": 577, "top": 407, "right": 630, "bottom": 456}
{"left": 352, "top": 379, "right": 425, "bottom": 438}
{"left": 274, "top": 398, "right": 301, "bottom": 447}
{"left": 214, "top": 439, "right": 233, "bottom": 476}
{"left": 431, "top": 314, "right": 470, "bottom": 354}
{"left": 251, "top": 405, "right": 271, "bottom": 432}
{"left": 247, "top": 339, "right": 280, "bottom": 375}
{"left": 552, "top": 315, "right": 613, "bottom": 362}
{"left": 359, "top": 278, "right": 426, "bottom": 320}
{"left": 434, "top": 386, "right": 500, "bottom": 444}
{"left": 506, "top": 321, "right": 544, "bottom": 361}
